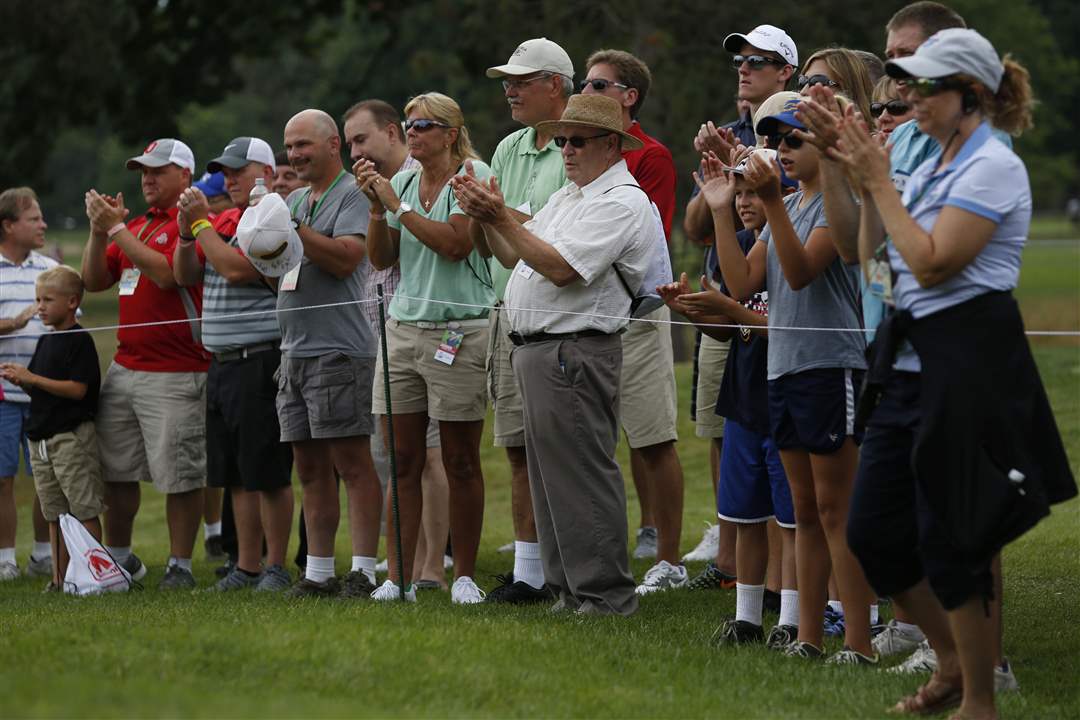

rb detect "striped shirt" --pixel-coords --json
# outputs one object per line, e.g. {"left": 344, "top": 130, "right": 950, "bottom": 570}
{"left": 199, "top": 209, "right": 281, "bottom": 353}
{"left": 361, "top": 155, "right": 419, "bottom": 328}
{"left": 0, "top": 251, "right": 58, "bottom": 403}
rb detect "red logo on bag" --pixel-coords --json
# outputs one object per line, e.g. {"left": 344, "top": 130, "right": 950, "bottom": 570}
{"left": 86, "top": 548, "right": 122, "bottom": 581}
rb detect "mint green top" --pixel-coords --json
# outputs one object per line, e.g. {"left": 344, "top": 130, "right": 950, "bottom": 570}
{"left": 387, "top": 161, "right": 497, "bottom": 321}
{"left": 488, "top": 127, "right": 568, "bottom": 299}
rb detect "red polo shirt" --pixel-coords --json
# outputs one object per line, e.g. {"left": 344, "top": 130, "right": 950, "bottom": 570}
{"left": 623, "top": 121, "right": 677, "bottom": 241}
{"left": 105, "top": 206, "right": 209, "bottom": 372}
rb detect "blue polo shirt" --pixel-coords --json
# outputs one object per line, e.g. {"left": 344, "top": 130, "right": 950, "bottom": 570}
{"left": 889, "top": 121, "right": 1031, "bottom": 370}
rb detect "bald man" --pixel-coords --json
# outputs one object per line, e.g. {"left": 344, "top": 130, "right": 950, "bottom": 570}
{"left": 277, "top": 109, "right": 381, "bottom": 598}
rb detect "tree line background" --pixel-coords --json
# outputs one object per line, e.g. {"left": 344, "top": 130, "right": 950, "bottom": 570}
{"left": 3, "top": 0, "right": 1077, "bottom": 229}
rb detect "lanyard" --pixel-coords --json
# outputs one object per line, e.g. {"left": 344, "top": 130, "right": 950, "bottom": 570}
{"left": 136, "top": 214, "right": 171, "bottom": 243}
{"left": 300, "top": 169, "right": 347, "bottom": 225}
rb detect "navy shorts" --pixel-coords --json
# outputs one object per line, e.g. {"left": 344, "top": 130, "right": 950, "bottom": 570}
{"left": 768, "top": 368, "right": 864, "bottom": 454}
{"left": 0, "top": 401, "right": 31, "bottom": 477}
{"left": 717, "top": 418, "right": 794, "bottom": 527}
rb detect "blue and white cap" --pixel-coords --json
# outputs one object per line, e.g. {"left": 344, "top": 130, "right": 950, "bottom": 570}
{"left": 886, "top": 28, "right": 1004, "bottom": 93}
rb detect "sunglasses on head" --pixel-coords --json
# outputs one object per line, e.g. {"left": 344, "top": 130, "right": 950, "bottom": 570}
{"left": 765, "top": 130, "right": 804, "bottom": 150}
{"left": 579, "top": 78, "right": 629, "bottom": 92}
{"left": 553, "top": 132, "right": 612, "bottom": 148}
{"left": 870, "top": 100, "right": 911, "bottom": 118}
{"left": 404, "top": 118, "right": 449, "bottom": 132}
{"left": 797, "top": 74, "right": 839, "bottom": 91}
{"left": 731, "top": 54, "right": 787, "bottom": 71}
{"left": 899, "top": 77, "right": 965, "bottom": 97}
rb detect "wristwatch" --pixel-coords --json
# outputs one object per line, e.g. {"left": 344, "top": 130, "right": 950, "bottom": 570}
{"left": 397, "top": 202, "right": 414, "bottom": 217}
{"left": 291, "top": 217, "right": 301, "bottom": 231}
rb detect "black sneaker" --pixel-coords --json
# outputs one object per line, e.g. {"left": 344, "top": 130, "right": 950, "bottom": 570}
{"left": 214, "top": 558, "right": 235, "bottom": 579}
{"left": 204, "top": 535, "right": 226, "bottom": 562}
{"left": 158, "top": 564, "right": 196, "bottom": 590}
{"left": 339, "top": 570, "right": 376, "bottom": 599}
{"left": 784, "top": 641, "right": 825, "bottom": 660}
{"left": 711, "top": 619, "right": 764, "bottom": 646}
{"left": 286, "top": 576, "right": 341, "bottom": 598}
{"left": 685, "top": 562, "right": 737, "bottom": 591}
{"left": 766, "top": 623, "right": 799, "bottom": 650}
{"left": 119, "top": 553, "right": 147, "bottom": 582}
{"left": 485, "top": 573, "right": 551, "bottom": 604}
{"left": 764, "top": 588, "right": 781, "bottom": 614}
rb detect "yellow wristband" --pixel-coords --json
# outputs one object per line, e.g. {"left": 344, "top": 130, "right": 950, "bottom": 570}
{"left": 191, "top": 219, "right": 213, "bottom": 238}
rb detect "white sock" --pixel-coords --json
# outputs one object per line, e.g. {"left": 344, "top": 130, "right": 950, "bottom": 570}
{"left": 779, "top": 589, "right": 800, "bottom": 627}
{"left": 513, "top": 541, "right": 544, "bottom": 589}
{"left": 169, "top": 557, "right": 193, "bottom": 572}
{"left": 829, "top": 599, "right": 843, "bottom": 614}
{"left": 870, "top": 603, "right": 879, "bottom": 625}
{"left": 0, "top": 547, "right": 15, "bottom": 564}
{"left": 107, "top": 546, "right": 131, "bottom": 563}
{"left": 735, "top": 583, "right": 765, "bottom": 626}
{"left": 306, "top": 555, "right": 335, "bottom": 583}
{"left": 32, "top": 541, "right": 52, "bottom": 558}
{"left": 350, "top": 555, "right": 376, "bottom": 584}
{"left": 204, "top": 521, "right": 222, "bottom": 538}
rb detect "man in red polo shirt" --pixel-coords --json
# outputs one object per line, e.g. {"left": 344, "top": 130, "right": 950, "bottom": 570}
{"left": 82, "top": 138, "right": 210, "bottom": 590}
{"left": 580, "top": 50, "right": 688, "bottom": 594}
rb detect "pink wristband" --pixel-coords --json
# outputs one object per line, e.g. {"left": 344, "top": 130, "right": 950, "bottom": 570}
{"left": 106, "top": 223, "right": 126, "bottom": 239}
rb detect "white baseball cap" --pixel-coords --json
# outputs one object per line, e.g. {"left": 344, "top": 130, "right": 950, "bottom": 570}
{"left": 236, "top": 193, "right": 303, "bottom": 277}
{"left": 486, "top": 37, "right": 574, "bottom": 79}
{"left": 886, "top": 28, "right": 1004, "bottom": 93}
{"left": 206, "top": 137, "right": 277, "bottom": 173}
{"left": 126, "top": 138, "right": 196, "bottom": 172}
{"left": 724, "top": 24, "right": 799, "bottom": 67}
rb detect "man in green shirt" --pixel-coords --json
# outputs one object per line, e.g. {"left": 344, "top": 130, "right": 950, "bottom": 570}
{"left": 478, "top": 37, "right": 573, "bottom": 603}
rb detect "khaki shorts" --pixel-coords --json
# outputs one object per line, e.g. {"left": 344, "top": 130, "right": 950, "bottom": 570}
{"left": 30, "top": 421, "right": 105, "bottom": 522}
{"left": 487, "top": 306, "right": 525, "bottom": 447}
{"left": 277, "top": 353, "right": 375, "bottom": 442}
{"left": 372, "top": 318, "right": 489, "bottom": 422}
{"left": 97, "top": 363, "right": 206, "bottom": 494}
{"left": 619, "top": 305, "right": 678, "bottom": 448}
{"left": 695, "top": 334, "right": 730, "bottom": 438}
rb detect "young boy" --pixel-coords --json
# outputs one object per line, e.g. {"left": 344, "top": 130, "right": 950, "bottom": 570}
{"left": 0, "top": 266, "right": 103, "bottom": 590}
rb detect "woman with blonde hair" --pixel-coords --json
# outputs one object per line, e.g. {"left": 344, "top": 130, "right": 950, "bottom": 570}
{"left": 356, "top": 92, "right": 495, "bottom": 604}
{"left": 798, "top": 47, "right": 876, "bottom": 126}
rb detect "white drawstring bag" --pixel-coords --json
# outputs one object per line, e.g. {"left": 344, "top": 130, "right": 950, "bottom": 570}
{"left": 59, "top": 513, "right": 132, "bottom": 596}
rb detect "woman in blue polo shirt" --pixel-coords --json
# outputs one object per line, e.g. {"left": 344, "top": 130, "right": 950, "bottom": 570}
{"left": 835, "top": 29, "right": 1075, "bottom": 719}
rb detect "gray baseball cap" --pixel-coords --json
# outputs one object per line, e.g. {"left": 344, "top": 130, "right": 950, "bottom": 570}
{"left": 126, "top": 138, "right": 195, "bottom": 172}
{"left": 206, "top": 137, "right": 277, "bottom": 173}
{"left": 886, "top": 28, "right": 1004, "bottom": 93}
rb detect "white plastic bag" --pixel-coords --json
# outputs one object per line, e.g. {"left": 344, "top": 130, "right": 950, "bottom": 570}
{"left": 59, "top": 513, "right": 132, "bottom": 596}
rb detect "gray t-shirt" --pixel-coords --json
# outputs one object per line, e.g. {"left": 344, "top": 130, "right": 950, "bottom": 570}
{"left": 280, "top": 175, "right": 376, "bottom": 358}
{"left": 760, "top": 191, "right": 865, "bottom": 380}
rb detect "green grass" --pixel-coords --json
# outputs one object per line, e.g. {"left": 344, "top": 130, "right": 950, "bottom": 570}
{"left": 1, "top": 237, "right": 1077, "bottom": 718}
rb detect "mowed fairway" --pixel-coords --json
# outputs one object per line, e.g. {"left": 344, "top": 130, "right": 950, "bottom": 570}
{"left": 1, "top": 234, "right": 1077, "bottom": 718}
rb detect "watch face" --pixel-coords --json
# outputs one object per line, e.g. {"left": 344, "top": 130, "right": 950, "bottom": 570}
{"left": 399, "top": 202, "right": 412, "bottom": 215}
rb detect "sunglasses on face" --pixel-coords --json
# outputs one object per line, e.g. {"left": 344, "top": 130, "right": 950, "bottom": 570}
{"left": 871, "top": 100, "right": 911, "bottom": 118}
{"left": 579, "top": 78, "right": 629, "bottom": 92}
{"left": 731, "top": 54, "right": 787, "bottom": 71}
{"left": 404, "top": 118, "right": 449, "bottom": 132}
{"left": 797, "top": 74, "right": 839, "bottom": 91}
{"left": 553, "top": 133, "right": 612, "bottom": 148}
{"left": 502, "top": 73, "right": 553, "bottom": 92}
{"left": 765, "top": 131, "right": 804, "bottom": 150}
{"left": 899, "top": 77, "right": 964, "bottom": 97}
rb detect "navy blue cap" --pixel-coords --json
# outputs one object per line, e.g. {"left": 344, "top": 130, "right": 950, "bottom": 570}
{"left": 755, "top": 94, "right": 807, "bottom": 137}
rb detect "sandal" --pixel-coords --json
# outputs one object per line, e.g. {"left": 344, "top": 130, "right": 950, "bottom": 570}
{"left": 889, "top": 674, "right": 963, "bottom": 715}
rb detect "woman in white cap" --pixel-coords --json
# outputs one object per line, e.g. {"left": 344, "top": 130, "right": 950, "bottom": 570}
{"left": 355, "top": 92, "right": 495, "bottom": 605}
{"left": 835, "top": 28, "right": 1075, "bottom": 719}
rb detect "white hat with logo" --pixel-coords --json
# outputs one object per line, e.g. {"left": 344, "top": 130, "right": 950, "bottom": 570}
{"left": 126, "top": 138, "right": 196, "bottom": 173}
{"left": 723, "top": 24, "right": 799, "bottom": 67}
{"left": 236, "top": 192, "right": 303, "bottom": 277}
{"left": 486, "top": 37, "right": 574, "bottom": 79}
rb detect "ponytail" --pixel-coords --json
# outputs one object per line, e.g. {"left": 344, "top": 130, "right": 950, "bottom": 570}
{"left": 989, "top": 56, "right": 1034, "bottom": 137}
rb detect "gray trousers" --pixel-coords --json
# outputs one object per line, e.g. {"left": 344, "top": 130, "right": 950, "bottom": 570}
{"left": 511, "top": 334, "right": 638, "bottom": 616}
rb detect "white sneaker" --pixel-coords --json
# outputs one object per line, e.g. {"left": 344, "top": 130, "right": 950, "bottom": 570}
{"left": 873, "top": 619, "right": 927, "bottom": 657}
{"left": 995, "top": 658, "right": 1020, "bottom": 693}
{"left": 888, "top": 640, "right": 938, "bottom": 674}
{"left": 0, "top": 561, "right": 19, "bottom": 581}
{"left": 370, "top": 579, "right": 416, "bottom": 602}
{"left": 682, "top": 523, "right": 720, "bottom": 562}
{"left": 451, "top": 576, "right": 486, "bottom": 604}
{"left": 496, "top": 542, "right": 514, "bottom": 553}
{"left": 374, "top": 558, "right": 388, "bottom": 573}
{"left": 635, "top": 560, "right": 689, "bottom": 595}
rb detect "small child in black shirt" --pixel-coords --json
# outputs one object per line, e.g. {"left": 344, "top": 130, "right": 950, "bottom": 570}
{"left": 0, "top": 266, "right": 102, "bottom": 590}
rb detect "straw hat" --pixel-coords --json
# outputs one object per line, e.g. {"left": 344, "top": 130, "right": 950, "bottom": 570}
{"left": 535, "top": 95, "right": 644, "bottom": 151}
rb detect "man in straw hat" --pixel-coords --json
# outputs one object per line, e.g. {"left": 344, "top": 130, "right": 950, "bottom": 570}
{"left": 452, "top": 94, "right": 657, "bottom": 616}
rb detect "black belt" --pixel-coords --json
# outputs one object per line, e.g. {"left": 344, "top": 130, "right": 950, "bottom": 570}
{"left": 213, "top": 341, "right": 278, "bottom": 363}
{"left": 508, "top": 329, "right": 612, "bottom": 347}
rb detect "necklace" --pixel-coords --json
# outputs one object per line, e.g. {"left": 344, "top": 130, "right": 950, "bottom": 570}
{"left": 419, "top": 166, "right": 455, "bottom": 210}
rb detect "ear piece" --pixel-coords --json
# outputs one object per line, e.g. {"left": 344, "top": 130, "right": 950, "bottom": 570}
{"left": 962, "top": 88, "right": 978, "bottom": 114}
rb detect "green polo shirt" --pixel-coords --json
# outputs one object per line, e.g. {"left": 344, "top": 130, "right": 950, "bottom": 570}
{"left": 489, "top": 126, "right": 568, "bottom": 299}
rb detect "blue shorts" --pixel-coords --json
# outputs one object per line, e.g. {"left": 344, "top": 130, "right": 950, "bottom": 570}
{"left": 768, "top": 368, "right": 864, "bottom": 454}
{"left": 0, "top": 401, "right": 31, "bottom": 477}
{"left": 717, "top": 418, "right": 795, "bottom": 527}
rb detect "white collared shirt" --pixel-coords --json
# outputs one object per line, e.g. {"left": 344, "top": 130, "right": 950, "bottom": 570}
{"left": 505, "top": 160, "right": 654, "bottom": 335}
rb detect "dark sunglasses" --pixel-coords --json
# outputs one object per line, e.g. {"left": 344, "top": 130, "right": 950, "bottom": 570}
{"left": 404, "top": 118, "right": 449, "bottom": 132}
{"left": 579, "top": 78, "right": 629, "bottom": 92}
{"left": 797, "top": 74, "right": 839, "bottom": 91}
{"left": 553, "top": 133, "right": 612, "bottom": 148}
{"left": 731, "top": 54, "right": 787, "bottom": 71}
{"left": 765, "top": 131, "right": 804, "bottom": 150}
{"left": 870, "top": 100, "right": 911, "bottom": 118}
{"left": 899, "top": 77, "right": 964, "bottom": 97}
